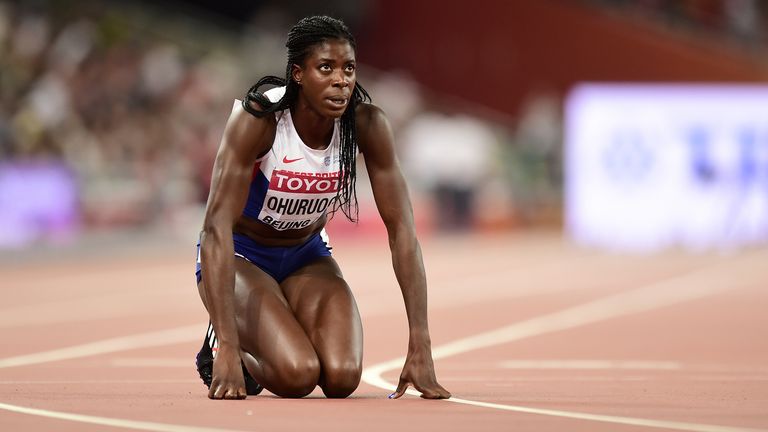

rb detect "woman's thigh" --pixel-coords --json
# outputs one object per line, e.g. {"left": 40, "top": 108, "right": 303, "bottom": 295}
{"left": 281, "top": 256, "right": 363, "bottom": 397}
{"left": 200, "top": 257, "right": 321, "bottom": 397}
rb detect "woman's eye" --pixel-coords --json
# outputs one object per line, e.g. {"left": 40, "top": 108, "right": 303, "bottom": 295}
{"left": 320, "top": 64, "right": 331, "bottom": 72}
{"left": 345, "top": 64, "right": 355, "bottom": 72}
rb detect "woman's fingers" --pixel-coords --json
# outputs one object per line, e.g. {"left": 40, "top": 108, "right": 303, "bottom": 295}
{"left": 390, "top": 374, "right": 452, "bottom": 400}
{"left": 389, "top": 378, "right": 410, "bottom": 399}
{"left": 208, "top": 382, "right": 247, "bottom": 400}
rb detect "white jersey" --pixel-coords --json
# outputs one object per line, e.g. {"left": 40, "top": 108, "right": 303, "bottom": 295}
{"left": 238, "top": 87, "right": 341, "bottom": 231}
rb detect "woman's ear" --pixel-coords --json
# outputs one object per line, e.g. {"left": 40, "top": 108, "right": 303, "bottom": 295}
{"left": 291, "top": 64, "right": 303, "bottom": 85}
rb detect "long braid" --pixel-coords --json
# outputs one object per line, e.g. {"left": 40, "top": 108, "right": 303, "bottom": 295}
{"left": 334, "top": 83, "right": 371, "bottom": 221}
{"left": 242, "top": 16, "right": 370, "bottom": 222}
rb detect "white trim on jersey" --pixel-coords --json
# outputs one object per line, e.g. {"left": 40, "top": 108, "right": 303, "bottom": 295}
{"left": 320, "top": 228, "right": 332, "bottom": 251}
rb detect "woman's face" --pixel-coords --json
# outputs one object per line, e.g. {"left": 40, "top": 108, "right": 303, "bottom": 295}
{"left": 292, "top": 39, "right": 356, "bottom": 119}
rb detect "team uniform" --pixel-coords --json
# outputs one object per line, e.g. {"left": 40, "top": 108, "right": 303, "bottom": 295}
{"left": 195, "top": 87, "right": 339, "bottom": 394}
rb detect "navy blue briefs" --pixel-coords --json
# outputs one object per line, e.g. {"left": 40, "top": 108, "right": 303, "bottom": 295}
{"left": 196, "top": 230, "right": 332, "bottom": 284}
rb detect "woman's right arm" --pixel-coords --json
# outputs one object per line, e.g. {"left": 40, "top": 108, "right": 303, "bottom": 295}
{"left": 199, "top": 102, "right": 274, "bottom": 399}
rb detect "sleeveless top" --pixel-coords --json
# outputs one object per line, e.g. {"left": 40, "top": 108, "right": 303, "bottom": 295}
{"left": 239, "top": 87, "right": 341, "bottom": 231}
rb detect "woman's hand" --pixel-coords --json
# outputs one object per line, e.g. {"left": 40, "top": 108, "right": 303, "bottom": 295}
{"left": 389, "top": 345, "right": 451, "bottom": 400}
{"left": 208, "top": 344, "right": 247, "bottom": 399}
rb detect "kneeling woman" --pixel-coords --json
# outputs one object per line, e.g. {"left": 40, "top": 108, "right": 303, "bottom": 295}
{"left": 194, "top": 15, "right": 450, "bottom": 400}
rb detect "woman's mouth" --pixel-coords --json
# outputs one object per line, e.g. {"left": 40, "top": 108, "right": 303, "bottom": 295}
{"left": 328, "top": 97, "right": 348, "bottom": 106}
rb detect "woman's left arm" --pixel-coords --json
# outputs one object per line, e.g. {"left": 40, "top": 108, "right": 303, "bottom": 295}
{"left": 356, "top": 104, "right": 451, "bottom": 400}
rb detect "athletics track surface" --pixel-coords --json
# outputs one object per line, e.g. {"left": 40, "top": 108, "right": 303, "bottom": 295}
{"left": 1, "top": 231, "right": 766, "bottom": 431}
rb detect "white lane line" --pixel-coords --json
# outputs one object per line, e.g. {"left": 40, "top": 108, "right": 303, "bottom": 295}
{"left": 483, "top": 376, "right": 768, "bottom": 384}
{"left": 443, "top": 376, "right": 656, "bottom": 382}
{"left": 0, "top": 402, "right": 248, "bottom": 432}
{"left": 110, "top": 358, "right": 191, "bottom": 368}
{"left": 0, "top": 380, "right": 196, "bottom": 385}
{"left": 361, "top": 257, "right": 764, "bottom": 432}
{"left": 498, "top": 360, "right": 682, "bottom": 370}
{"left": 0, "top": 325, "right": 201, "bottom": 369}
{"left": 0, "top": 324, "right": 234, "bottom": 432}
{"left": 441, "top": 398, "right": 762, "bottom": 432}
{"left": 485, "top": 377, "right": 653, "bottom": 384}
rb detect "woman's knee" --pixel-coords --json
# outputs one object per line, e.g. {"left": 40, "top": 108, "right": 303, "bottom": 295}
{"left": 271, "top": 356, "right": 321, "bottom": 398}
{"left": 321, "top": 361, "right": 362, "bottom": 398}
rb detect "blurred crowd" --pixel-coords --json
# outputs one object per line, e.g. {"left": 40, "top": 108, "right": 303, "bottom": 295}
{"left": 0, "top": 0, "right": 248, "bottom": 234}
{"left": 1, "top": 0, "right": 556, "bottom": 247}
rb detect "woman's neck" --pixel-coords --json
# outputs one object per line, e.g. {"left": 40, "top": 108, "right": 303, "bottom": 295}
{"left": 290, "top": 100, "right": 335, "bottom": 150}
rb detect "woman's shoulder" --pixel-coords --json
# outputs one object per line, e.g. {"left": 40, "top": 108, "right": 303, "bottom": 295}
{"left": 223, "top": 99, "right": 277, "bottom": 159}
{"left": 354, "top": 102, "right": 396, "bottom": 157}
{"left": 232, "top": 99, "right": 277, "bottom": 130}
{"left": 355, "top": 102, "right": 389, "bottom": 134}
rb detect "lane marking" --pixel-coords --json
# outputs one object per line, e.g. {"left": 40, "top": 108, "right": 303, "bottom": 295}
{"left": 110, "top": 358, "right": 191, "bottom": 368}
{"left": 361, "top": 256, "right": 765, "bottom": 432}
{"left": 440, "top": 398, "right": 763, "bottom": 432}
{"left": 483, "top": 376, "right": 768, "bottom": 384}
{"left": 0, "top": 380, "right": 196, "bottom": 385}
{"left": 0, "top": 402, "right": 248, "bottom": 432}
{"left": 485, "top": 377, "right": 654, "bottom": 384}
{"left": 496, "top": 361, "right": 768, "bottom": 373}
{"left": 498, "top": 360, "right": 682, "bottom": 370}
{"left": 0, "top": 325, "right": 201, "bottom": 369}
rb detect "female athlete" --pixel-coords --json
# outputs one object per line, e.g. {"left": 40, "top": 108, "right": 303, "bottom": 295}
{"left": 194, "top": 15, "right": 451, "bottom": 400}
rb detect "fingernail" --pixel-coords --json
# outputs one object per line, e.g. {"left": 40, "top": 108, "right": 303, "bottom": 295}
{"left": 388, "top": 393, "right": 396, "bottom": 399}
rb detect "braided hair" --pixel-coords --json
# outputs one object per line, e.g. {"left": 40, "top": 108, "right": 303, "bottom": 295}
{"left": 242, "top": 16, "right": 371, "bottom": 222}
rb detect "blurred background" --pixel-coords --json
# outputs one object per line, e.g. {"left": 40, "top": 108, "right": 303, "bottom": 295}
{"left": 1, "top": 0, "right": 767, "bottom": 258}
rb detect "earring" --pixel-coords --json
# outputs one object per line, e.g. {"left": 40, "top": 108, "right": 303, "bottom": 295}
{"left": 296, "top": 80, "right": 302, "bottom": 85}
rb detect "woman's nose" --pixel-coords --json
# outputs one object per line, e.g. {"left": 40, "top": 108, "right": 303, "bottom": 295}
{"left": 334, "top": 73, "right": 349, "bottom": 87}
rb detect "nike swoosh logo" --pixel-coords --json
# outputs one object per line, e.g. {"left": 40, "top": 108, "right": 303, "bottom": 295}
{"left": 282, "top": 156, "right": 303, "bottom": 164}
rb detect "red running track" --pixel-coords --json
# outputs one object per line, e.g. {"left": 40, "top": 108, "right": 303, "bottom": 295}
{"left": 1, "top": 231, "right": 766, "bottom": 432}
